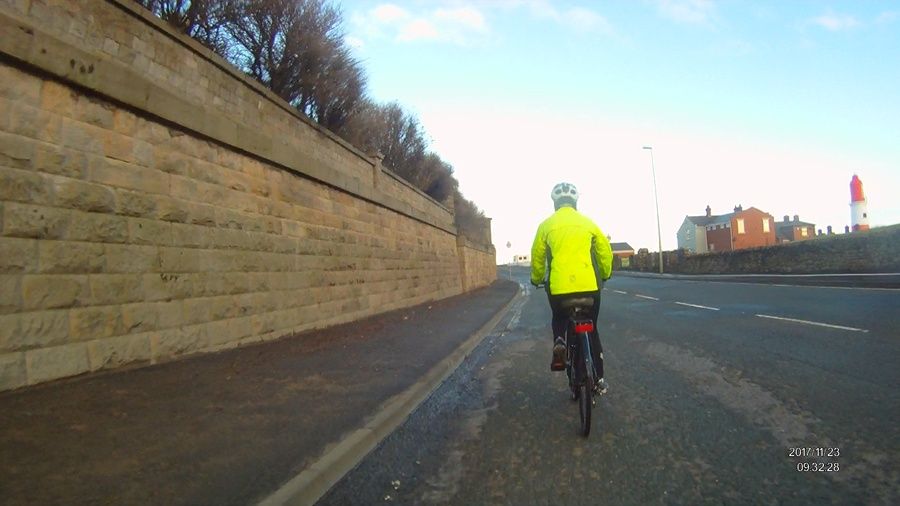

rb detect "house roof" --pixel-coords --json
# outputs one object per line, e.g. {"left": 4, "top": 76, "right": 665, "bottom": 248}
{"left": 610, "top": 242, "right": 633, "bottom": 252}
{"left": 685, "top": 215, "right": 718, "bottom": 226}
{"left": 687, "top": 207, "right": 774, "bottom": 228}
{"left": 775, "top": 220, "right": 815, "bottom": 228}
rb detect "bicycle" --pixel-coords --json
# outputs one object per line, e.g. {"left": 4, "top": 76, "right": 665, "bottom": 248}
{"left": 560, "top": 296, "right": 598, "bottom": 437}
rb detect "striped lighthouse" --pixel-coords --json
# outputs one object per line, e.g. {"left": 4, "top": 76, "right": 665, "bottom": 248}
{"left": 850, "top": 174, "right": 870, "bottom": 232}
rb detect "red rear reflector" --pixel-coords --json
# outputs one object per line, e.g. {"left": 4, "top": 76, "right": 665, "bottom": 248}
{"left": 574, "top": 322, "right": 594, "bottom": 333}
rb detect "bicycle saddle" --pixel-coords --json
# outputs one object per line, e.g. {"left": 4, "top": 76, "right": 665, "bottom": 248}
{"left": 559, "top": 297, "right": 594, "bottom": 310}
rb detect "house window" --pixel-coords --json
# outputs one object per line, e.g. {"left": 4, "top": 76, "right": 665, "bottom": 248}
{"left": 801, "top": 228, "right": 808, "bottom": 237}
{"left": 737, "top": 218, "right": 745, "bottom": 234}
{"left": 710, "top": 243, "right": 715, "bottom": 251}
{"left": 762, "top": 218, "right": 770, "bottom": 233}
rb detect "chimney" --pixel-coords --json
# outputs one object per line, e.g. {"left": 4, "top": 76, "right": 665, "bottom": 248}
{"left": 734, "top": 204, "right": 742, "bottom": 212}
{"left": 793, "top": 215, "right": 799, "bottom": 222}
{"left": 818, "top": 229, "right": 823, "bottom": 236}
{"left": 705, "top": 205, "right": 711, "bottom": 217}
{"left": 844, "top": 225, "right": 850, "bottom": 234}
{"left": 783, "top": 215, "right": 789, "bottom": 223}
{"left": 827, "top": 225, "right": 833, "bottom": 235}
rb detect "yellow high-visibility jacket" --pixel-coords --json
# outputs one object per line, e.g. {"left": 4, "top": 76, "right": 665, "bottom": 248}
{"left": 530, "top": 206, "right": 613, "bottom": 295}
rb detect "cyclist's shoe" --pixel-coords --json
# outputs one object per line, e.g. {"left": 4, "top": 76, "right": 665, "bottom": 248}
{"left": 593, "top": 378, "right": 608, "bottom": 395}
{"left": 550, "top": 338, "right": 566, "bottom": 371}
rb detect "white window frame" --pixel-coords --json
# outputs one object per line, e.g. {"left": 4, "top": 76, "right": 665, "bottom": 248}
{"left": 801, "top": 227, "right": 808, "bottom": 237}
{"left": 762, "top": 218, "right": 770, "bottom": 233}
{"left": 737, "top": 218, "right": 745, "bottom": 234}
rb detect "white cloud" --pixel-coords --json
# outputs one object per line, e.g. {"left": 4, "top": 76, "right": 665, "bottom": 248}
{"left": 372, "top": 4, "right": 410, "bottom": 24}
{"left": 811, "top": 12, "right": 861, "bottom": 31}
{"left": 562, "top": 7, "right": 612, "bottom": 33}
{"left": 508, "top": 1, "right": 612, "bottom": 33}
{"left": 353, "top": 3, "right": 490, "bottom": 45}
{"left": 435, "top": 6, "right": 488, "bottom": 32}
{"left": 876, "top": 11, "right": 898, "bottom": 25}
{"left": 657, "top": 0, "right": 716, "bottom": 25}
{"left": 398, "top": 19, "right": 441, "bottom": 42}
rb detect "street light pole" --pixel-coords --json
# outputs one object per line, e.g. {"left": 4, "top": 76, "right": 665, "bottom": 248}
{"left": 642, "top": 146, "right": 664, "bottom": 274}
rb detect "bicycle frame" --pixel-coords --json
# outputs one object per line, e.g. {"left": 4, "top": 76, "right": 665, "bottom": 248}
{"left": 565, "top": 308, "right": 596, "bottom": 392}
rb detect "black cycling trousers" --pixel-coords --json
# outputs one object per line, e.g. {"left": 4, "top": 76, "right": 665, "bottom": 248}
{"left": 547, "top": 290, "right": 604, "bottom": 380}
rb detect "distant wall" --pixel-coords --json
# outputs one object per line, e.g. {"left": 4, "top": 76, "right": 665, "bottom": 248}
{"left": 0, "top": 0, "right": 495, "bottom": 391}
{"left": 623, "top": 225, "right": 900, "bottom": 275}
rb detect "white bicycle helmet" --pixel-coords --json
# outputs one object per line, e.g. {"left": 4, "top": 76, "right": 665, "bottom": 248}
{"left": 551, "top": 182, "right": 579, "bottom": 210}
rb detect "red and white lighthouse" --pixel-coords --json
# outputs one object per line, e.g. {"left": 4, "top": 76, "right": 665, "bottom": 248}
{"left": 850, "top": 174, "right": 870, "bottom": 232}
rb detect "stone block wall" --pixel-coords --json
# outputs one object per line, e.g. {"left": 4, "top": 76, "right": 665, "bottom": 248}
{"left": 0, "top": 0, "right": 495, "bottom": 391}
{"left": 457, "top": 238, "right": 499, "bottom": 292}
{"left": 624, "top": 225, "right": 900, "bottom": 275}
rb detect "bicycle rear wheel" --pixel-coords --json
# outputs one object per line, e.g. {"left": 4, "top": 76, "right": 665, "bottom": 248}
{"left": 578, "top": 382, "right": 591, "bottom": 436}
{"left": 577, "top": 334, "right": 592, "bottom": 436}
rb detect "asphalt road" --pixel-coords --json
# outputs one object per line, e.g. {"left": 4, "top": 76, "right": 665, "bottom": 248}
{"left": 320, "top": 267, "right": 900, "bottom": 505}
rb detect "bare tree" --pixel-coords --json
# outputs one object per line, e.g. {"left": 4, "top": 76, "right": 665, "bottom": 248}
{"left": 133, "top": 0, "right": 230, "bottom": 54}
{"left": 223, "top": 0, "right": 364, "bottom": 129}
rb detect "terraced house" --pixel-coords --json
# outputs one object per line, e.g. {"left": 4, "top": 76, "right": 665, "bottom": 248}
{"left": 678, "top": 205, "right": 777, "bottom": 253}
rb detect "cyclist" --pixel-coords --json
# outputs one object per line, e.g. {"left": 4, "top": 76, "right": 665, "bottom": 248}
{"left": 530, "top": 182, "right": 613, "bottom": 393}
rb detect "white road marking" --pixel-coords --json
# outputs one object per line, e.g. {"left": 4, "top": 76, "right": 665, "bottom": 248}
{"left": 612, "top": 290, "right": 628, "bottom": 294}
{"left": 634, "top": 294, "right": 659, "bottom": 301}
{"left": 756, "top": 314, "right": 869, "bottom": 333}
{"left": 675, "top": 301, "right": 720, "bottom": 311}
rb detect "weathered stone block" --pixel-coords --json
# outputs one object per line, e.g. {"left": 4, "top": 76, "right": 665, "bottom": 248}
{"left": 0, "top": 309, "right": 69, "bottom": 352}
{"left": 90, "top": 158, "right": 168, "bottom": 195}
{"left": 184, "top": 202, "right": 217, "bottom": 227}
{"left": 1, "top": 64, "right": 41, "bottom": 105}
{"left": 104, "top": 243, "right": 160, "bottom": 273}
{"left": 26, "top": 342, "right": 90, "bottom": 385}
{"left": 67, "top": 211, "right": 128, "bottom": 243}
{"left": 128, "top": 217, "right": 172, "bottom": 246}
{"left": 157, "top": 247, "right": 192, "bottom": 272}
{"left": 31, "top": 144, "right": 89, "bottom": 178}
{"left": 2, "top": 203, "right": 69, "bottom": 239}
{"left": 69, "top": 305, "right": 123, "bottom": 341}
{"left": 0, "top": 274, "right": 21, "bottom": 314}
{"left": 89, "top": 274, "right": 143, "bottom": 305}
{"left": 75, "top": 95, "right": 114, "bottom": 129}
{"left": 22, "top": 274, "right": 89, "bottom": 310}
{"left": 182, "top": 297, "right": 212, "bottom": 325}
{"left": 6, "top": 102, "right": 60, "bottom": 142}
{"left": 155, "top": 195, "right": 189, "bottom": 223}
{"left": 0, "top": 167, "right": 49, "bottom": 207}
{"left": 121, "top": 302, "right": 162, "bottom": 333}
{"left": 38, "top": 240, "right": 104, "bottom": 273}
{"left": 39, "top": 76, "right": 76, "bottom": 116}
{"left": 0, "top": 237, "right": 38, "bottom": 274}
{"left": 150, "top": 324, "right": 208, "bottom": 362}
{"left": 0, "top": 352, "right": 26, "bottom": 391}
{"left": 199, "top": 272, "right": 247, "bottom": 296}
{"left": 169, "top": 222, "right": 210, "bottom": 248}
{"left": 142, "top": 272, "right": 194, "bottom": 301}
{"left": 205, "top": 316, "right": 253, "bottom": 347}
{"left": 115, "top": 189, "right": 158, "bottom": 217}
{"left": 52, "top": 178, "right": 116, "bottom": 213}
{"left": 87, "top": 331, "right": 151, "bottom": 371}
{"left": 59, "top": 118, "right": 103, "bottom": 155}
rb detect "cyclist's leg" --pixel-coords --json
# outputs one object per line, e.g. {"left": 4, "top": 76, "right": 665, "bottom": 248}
{"left": 546, "top": 292, "right": 567, "bottom": 370}
{"left": 547, "top": 291, "right": 567, "bottom": 341}
{"left": 589, "top": 291, "right": 604, "bottom": 380}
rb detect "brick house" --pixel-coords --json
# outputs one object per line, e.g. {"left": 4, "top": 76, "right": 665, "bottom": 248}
{"left": 775, "top": 215, "right": 816, "bottom": 242}
{"left": 703, "top": 205, "right": 777, "bottom": 252}
{"left": 610, "top": 242, "right": 635, "bottom": 268}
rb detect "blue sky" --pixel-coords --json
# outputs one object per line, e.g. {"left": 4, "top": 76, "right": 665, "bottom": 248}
{"left": 341, "top": 1, "right": 900, "bottom": 258}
